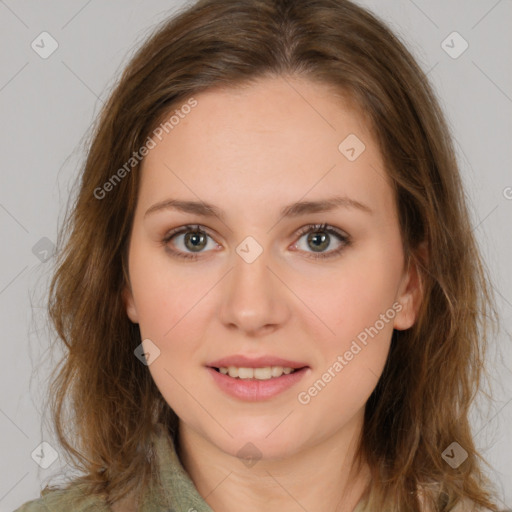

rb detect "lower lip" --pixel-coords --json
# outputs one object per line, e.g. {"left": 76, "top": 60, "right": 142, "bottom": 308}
{"left": 206, "top": 367, "right": 310, "bottom": 401}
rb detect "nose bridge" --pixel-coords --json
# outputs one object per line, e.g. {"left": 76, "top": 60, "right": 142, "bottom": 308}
{"left": 219, "top": 236, "right": 289, "bottom": 333}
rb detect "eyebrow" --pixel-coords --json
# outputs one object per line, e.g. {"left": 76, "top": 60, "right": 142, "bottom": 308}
{"left": 144, "top": 195, "right": 373, "bottom": 220}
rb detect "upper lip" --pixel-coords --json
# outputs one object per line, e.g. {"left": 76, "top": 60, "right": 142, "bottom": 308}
{"left": 207, "top": 355, "right": 309, "bottom": 369}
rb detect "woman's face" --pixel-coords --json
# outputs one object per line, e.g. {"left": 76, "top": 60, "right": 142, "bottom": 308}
{"left": 123, "top": 76, "right": 422, "bottom": 460}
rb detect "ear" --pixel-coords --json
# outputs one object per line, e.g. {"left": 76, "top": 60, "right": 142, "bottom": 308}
{"left": 393, "top": 241, "right": 428, "bottom": 331}
{"left": 122, "top": 284, "right": 139, "bottom": 324}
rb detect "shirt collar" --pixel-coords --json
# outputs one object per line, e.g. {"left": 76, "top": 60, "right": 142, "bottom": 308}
{"left": 139, "top": 422, "right": 214, "bottom": 512}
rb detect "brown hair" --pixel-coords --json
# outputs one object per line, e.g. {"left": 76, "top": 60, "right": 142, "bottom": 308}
{"left": 43, "top": 0, "right": 501, "bottom": 510}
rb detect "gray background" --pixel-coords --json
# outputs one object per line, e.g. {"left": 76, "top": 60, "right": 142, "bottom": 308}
{"left": 0, "top": 1, "right": 511, "bottom": 510}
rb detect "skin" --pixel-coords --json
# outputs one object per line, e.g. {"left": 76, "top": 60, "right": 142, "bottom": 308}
{"left": 123, "top": 75, "right": 424, "bottom": 512}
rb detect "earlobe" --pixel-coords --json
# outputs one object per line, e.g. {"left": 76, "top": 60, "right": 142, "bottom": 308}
{"left": 393, "top": 243, "right": 427, "bottom": 331}
{"left": 122, "top": 285, "right": 139, "bottom": 324}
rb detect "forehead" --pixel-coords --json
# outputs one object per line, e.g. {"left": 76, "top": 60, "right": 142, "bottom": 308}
{"left": 138, "top": 76, "right": 394, "bottom": 221}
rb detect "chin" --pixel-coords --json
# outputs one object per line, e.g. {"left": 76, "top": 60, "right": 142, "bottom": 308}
{"left": 208, "top": 420, "right": 305, "bottom": 460}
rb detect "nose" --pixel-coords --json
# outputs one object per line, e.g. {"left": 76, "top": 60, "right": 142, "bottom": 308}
{"left": 218, "top": 245, "right": 290, "bottom": 336}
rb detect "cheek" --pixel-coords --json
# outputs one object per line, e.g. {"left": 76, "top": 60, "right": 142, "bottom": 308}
{"left": 128, "top": 242, "right": 211, "bottom": 391}
{"left": 304, "top": 249, "right": 402, "bottom": 341}
{"left": 298, "top": 248, "right": 400, "bottom": 391}
{"left": 298, "top": 276, "right": 395, "bottom": 417}
{"left": 128, "top": 241, "right": 211, "bottom": 339}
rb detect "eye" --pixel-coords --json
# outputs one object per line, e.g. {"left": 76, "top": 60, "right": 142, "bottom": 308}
{"left": 292, "top": 223, "right": 351, "bottom": 260}
{"left": 161, "top": 223, "right": 351, "bottom": 261}
{"left": 161, "top": 224, "right": 219, "bottom": 260}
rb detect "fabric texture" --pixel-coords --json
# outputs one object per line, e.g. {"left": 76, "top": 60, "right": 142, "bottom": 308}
{"left": 13, "top": 423, "right": 215, "bottom": 512}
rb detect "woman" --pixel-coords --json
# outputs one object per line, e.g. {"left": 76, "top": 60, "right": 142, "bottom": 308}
{"left": 16, "top": 0, "right": 501, "bottom": 510}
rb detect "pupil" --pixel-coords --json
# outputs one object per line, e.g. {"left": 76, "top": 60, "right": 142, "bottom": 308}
{"left": 309, "top": 231, "right": 329, "bottom": 252}
{"left": 185, "top": 231, "right": 206, "bottom": 251}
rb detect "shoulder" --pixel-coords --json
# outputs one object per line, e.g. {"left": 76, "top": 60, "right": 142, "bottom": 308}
{"left": 14, "top": 483, "right": 111, "bottom": 512}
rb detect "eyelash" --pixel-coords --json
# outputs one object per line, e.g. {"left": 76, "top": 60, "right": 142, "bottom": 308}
{"left": 161, "top": 223, "right": 351, "bottom": 261}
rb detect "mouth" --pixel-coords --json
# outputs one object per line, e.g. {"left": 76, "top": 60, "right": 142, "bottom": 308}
{"left": 206, "top": 365, "right": 311, "bottom": 401}
{"left": 209, "top": 365, "right": 307, "bottom": 380}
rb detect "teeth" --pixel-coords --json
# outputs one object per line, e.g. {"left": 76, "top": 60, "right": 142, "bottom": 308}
{"left": 218, "top": 366, "right": 297, "bottom": 380}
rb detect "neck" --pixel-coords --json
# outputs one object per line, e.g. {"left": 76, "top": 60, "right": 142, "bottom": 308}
{"left": 176, "top": 411, "right": 371, "bottom": 512}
